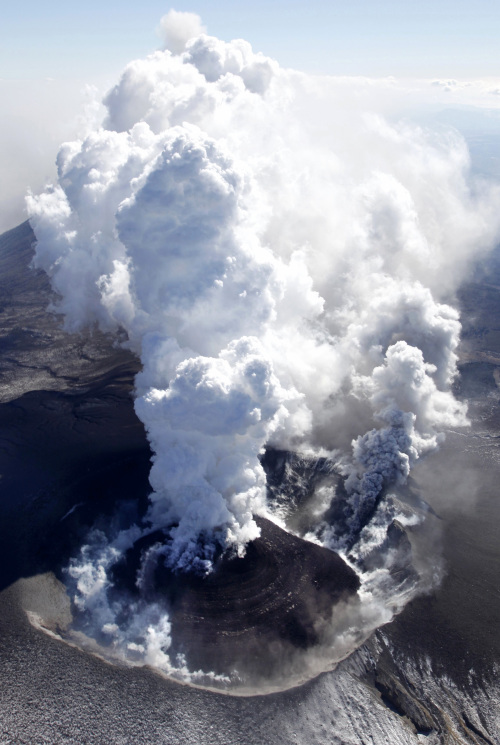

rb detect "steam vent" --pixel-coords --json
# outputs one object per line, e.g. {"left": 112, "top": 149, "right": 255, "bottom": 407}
{"left": 116, "top": 517, "right": 360, "bottom": 679}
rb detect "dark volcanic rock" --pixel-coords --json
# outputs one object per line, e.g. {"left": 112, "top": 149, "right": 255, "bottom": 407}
{"left": 161, "top": 516, "right": 360, "bottom": 676}
{"left": 0, "top": 221, "right": 140, "bottom": 402}
{"left": 0, "top": 222, "right": 149, "bottom": 592}
{"left": 112, "top": 516, "right": 360, "bottom": 678}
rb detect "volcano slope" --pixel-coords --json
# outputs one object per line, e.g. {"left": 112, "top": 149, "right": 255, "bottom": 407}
{"left": 0, "top": 220, "right": 499, "bottom": 743}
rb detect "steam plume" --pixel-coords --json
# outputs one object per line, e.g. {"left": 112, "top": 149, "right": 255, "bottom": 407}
{"left": 26, "top": 13, "right": 500, "bottom": 681}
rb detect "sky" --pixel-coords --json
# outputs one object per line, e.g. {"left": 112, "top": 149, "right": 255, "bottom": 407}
{"left": 3, "top": 0, "right": 500, "bottom": 80}
{"left": 2, "top": 1, "right": 500, "bottom": 232}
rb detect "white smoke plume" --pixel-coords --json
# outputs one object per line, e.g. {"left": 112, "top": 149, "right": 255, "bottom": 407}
{"left": 158, "top": 10, "right": 206, "bottom": 55}
{"left": 26, "top": 12, "right": 500, "bottom": 680}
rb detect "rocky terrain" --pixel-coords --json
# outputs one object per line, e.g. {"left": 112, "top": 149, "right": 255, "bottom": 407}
{"left": 0, "top": 220, "right": 499, "bottom": 743}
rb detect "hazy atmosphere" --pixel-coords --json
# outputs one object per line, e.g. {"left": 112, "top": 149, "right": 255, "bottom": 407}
{"left": 3, "top": 0, "right": 500, "bottom": 232}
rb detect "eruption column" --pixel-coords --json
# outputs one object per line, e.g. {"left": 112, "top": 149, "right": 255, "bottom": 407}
{"left": 25, "top": 13, "right": 500, "bottom": 680}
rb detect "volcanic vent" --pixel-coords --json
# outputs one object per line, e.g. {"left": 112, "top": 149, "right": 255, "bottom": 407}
{"left": 111, "top": 516, "right": 360, "bottom": 681}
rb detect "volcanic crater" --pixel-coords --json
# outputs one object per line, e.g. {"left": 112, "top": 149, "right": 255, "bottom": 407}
{"left": 112, "top": 516, "right": 360, "bottom": 678}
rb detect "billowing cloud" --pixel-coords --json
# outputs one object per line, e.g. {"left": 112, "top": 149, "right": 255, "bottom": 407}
{"left": 27, "top": 26, "right": 500, "bottom": 680}
{"left": 157, "top": 10, "right": 206, "bottom": 55}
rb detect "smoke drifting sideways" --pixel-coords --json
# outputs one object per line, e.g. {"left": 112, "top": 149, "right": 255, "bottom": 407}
{"left": 27, "top": 12, "right": 500, "bottom": 685}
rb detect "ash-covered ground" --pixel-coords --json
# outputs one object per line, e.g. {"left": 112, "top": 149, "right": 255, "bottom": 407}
{"left": 1, "top": 216, "right": 500, "bottom": 742}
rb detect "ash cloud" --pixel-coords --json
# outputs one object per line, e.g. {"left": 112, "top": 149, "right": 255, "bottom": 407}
{"left": 26, "top": 14, "right": 500, "bottom": 683}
